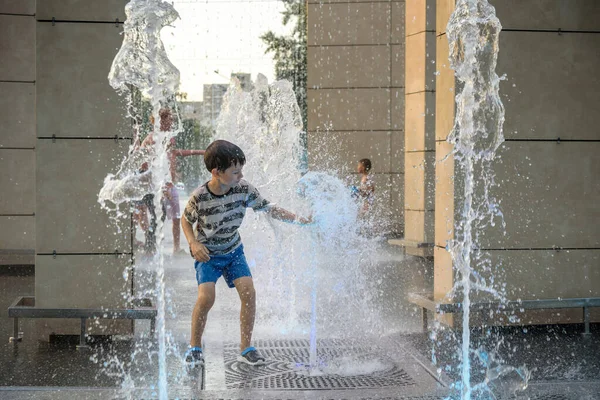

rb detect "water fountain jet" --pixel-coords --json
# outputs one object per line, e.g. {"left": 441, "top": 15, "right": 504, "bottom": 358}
{"left": 445, "top": 0, "right": 530, "bottom": 397}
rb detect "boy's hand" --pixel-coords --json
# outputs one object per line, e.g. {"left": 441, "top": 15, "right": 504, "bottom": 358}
{"left": 189, "top": 241, "right": 210, "bottom": 262}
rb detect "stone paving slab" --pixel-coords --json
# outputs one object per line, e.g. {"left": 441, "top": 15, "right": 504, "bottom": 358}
{"left": 0, "top": 387, "right": 451, "bottom": 400}
{"left": 1, "top": 382, "right": 600, "bottom": 400}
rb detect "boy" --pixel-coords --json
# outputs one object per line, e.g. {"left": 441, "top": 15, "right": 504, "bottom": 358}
{"left": 141, "top": 109, "right": 205, "bottom": 255}
{"left": 181, "top": 140, "right": 311, "bottom": 367}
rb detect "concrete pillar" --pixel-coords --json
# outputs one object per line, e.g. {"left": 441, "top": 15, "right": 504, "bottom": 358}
{"left": 33, "top": 0, "right": 131, "bottom": 337}
{"left": 399, "top": 0, "right": 436, "bottom": 257}
{"left": 433, "top": 0, "right": 600, "bottom": 326}
{"left": 0, "top": 2, "right": 36, "bottom": 265}
{"left": 306, "top": 1, "right": 405, "bottom": 235}
{"left": 433, "top": 0, "right": 455, "bottom": 306}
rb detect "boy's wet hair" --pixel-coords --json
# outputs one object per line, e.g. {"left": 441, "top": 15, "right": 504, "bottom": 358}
{"left": 359, "top": 158, "right": 372, "bottom": 172}
{"left": 204, "top": 140, "right": 246, "bottom": 172}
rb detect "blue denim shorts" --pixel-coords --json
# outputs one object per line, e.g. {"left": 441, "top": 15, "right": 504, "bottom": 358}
{"left": 194, "top": 244, "right": 251, "bottom": 288}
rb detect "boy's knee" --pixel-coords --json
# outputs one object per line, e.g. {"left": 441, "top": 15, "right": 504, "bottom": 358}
{"left": 196, "top": 292, "right": 215, "bottom": 309}
{"left": 239, "top": 285, "right": 256, "bottom": 303}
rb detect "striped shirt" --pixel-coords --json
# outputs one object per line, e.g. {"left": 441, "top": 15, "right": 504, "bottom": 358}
{"left": 183, "top": 179, "right": 271, "bottom": 255}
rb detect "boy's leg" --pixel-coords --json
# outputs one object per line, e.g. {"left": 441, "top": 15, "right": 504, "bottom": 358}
{"left": 191, "top": 282, "right": 216, "bottom": 348}
{"left": 233, "top": 276, "right": 256, "bottom": 352}
{"left": 172, "top": 217, "right": 181, "bottom": 252}
{"left": 143, "top": 194, "right": 157, "bottom": 252}
{"left": 133, "top": 202, "right": 149, "bottom": 231}
{"left": 169, "top": 188, "right": 181, "bottom": 253}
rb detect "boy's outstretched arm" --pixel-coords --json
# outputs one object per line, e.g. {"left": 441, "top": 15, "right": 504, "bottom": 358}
{"left": 267, "top": 206, "right": 312, "bottom": 225}
{"left": 172, "top": 149, "right": 205, "bottom": 157}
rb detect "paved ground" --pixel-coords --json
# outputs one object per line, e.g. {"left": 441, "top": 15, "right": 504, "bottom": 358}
{"left": 1, "top": 217, "right": 599, "bottom": 399}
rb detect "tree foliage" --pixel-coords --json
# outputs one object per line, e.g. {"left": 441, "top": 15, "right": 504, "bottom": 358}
{"left": 261, "top": 0, "right": 307, "bottom": 130}
{"left": 176, "top": 119, "right": 213, "bottom": 190}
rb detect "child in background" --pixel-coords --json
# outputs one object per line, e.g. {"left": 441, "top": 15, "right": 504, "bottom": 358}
{"left": 352, "top": 158, "right": 375, "bottom": 218}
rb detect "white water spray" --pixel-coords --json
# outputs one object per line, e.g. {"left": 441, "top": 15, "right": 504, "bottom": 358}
{"left": 100, "top": 0, "right": 181, "bottom": 208}
{"left": 99, "top": 1, "right": 181, "bottom": 399}
{"left": 217, "top": 75, "right": 386, "bottom": 373}
{"left": 108, "top": 0, "right": 180, "bottom": 102}
{"left": 446, "top": 0, "right": 529, "bottom": 397}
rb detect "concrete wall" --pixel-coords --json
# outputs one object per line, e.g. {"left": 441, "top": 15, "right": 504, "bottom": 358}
{"left": 433, "top": 0, "right": 600, "bottom": 325}
{"left": 0, "top": 1, "right": 37, "bottom": 265}
{"left": 34, "top": 0, "right": 131, "bottom": 337}
{"left": 306, "top": 0, "right": 405, "bottom": 235}
{"left": 1, "top": 0, "right": 133, "bottom": 337}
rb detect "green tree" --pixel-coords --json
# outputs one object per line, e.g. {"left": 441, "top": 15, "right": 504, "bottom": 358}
{"left": 261, "top": 0, "right": 306, "bottom": 128}
{"left": 261, "top": 0, "right": 307, "bottom": 169}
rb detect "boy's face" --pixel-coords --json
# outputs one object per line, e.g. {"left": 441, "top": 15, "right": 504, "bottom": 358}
{"left": 215, "top": 162, "right": 244, "bottom": 188}
{"left": 357, "top": 162, "right": 365, "bottom": 174}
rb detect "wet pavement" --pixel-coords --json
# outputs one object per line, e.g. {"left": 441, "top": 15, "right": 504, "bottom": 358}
{"left": 408, "top": 323, "right": 600, "bottom": 384}
{"left": 1, "top": 221, "right": 600, "bottom": 399}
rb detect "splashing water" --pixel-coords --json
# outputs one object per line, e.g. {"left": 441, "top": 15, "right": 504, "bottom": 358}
{"left": 99, "top": 1, "right": 181, "bottom": 399}
{"left": 108, "top": 0, "right": 180, "bottom": 102}
{"left": 445, "top": 0, "right": 529, "bottom": 398}
{"left": 471, "top": 343, "right": 531, "bottom": 397}
{"left": 216, "top": 75, "right": 386, "bottom": 373}
{"left": 98, "top": 2, "right": 398, "bottom": 392}
{"left": 100, "top": 0, "right": 181, "bottom": 209}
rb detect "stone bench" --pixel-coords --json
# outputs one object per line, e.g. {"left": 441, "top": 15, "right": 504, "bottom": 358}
{"left": 8, "top": 296, "right": 157, "bottom": 349}
{"left": 408, "top": 292, "right": 600, "bottom": 336}
{"left": 388, "top": 239, "right": 434, "bottom": 258}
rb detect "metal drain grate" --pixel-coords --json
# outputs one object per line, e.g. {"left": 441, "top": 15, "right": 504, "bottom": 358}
{"left": 223, "top": 339, "right": 417, "bottom": 390}
{"left": 226, "top": 369, "right": 416, "bottom": 390}
{"left": 224, "top": 338, "right": 379, "bottom": 349}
